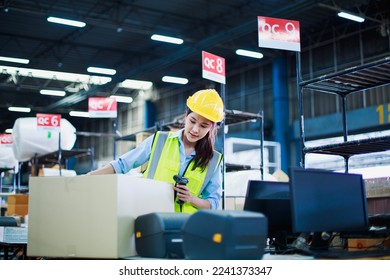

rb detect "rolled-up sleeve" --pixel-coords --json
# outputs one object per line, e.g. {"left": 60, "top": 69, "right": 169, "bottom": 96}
{"left": 110, "top": 134, "right": 154, "bottom": 174}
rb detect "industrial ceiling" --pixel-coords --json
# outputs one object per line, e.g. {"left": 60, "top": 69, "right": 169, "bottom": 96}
{"left": 0, "top": 0, "right": 389, "bottom": 133}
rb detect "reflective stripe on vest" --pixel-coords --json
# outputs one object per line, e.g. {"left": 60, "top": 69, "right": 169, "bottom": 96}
{"left": 143, "top": 131, "right": 222, "bottom": 213}
{"left": 144, "top": 132, "right": 169, "bottom": 179}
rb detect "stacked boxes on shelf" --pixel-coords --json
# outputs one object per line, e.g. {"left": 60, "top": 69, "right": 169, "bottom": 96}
{"left": 6, "top": 194, "right": 29, "bottom": 217}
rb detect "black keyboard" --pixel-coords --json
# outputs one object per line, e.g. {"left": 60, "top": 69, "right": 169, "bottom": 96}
{"left": 369, "top": 214, "right": 390, "bottom": 227}
{"left": 341, "top": 228, "right": 390, "bottom": 239}
{"left": 311, "top": 249, "right": 390, "bottom": 259}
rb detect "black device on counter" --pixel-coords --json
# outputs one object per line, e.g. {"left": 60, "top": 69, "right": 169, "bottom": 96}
{"left": 135, "top": 212, "right": 190, "bottom": 258}
{"left": 182, "top": 210, "right": 268, "bottom": 259}
{"left": 173, "top": 175, "right": 189, "bottom": 205}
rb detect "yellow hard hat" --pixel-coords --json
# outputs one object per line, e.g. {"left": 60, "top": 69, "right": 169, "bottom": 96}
{"left": 186, "top": 89, "right": 224, "bottom": 122}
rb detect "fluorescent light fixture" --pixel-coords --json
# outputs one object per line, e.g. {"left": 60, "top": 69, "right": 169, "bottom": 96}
{"left": 236, "top": 49, "right": 264, "bottom": 59}
{"left": 337, "top": 11, "right": 365, "bottom": 23}
{"left": 119, "top": 79, "right": 153, "bottom": 90}
{"left": 110, "top": 95, "right": 133, "bottom": 103}
{"left": 40, "top": 89, "right": 66, "bottom": 96}
{"left": 5, "top": 129, "right": 13, "bottom": 134}
{"left": 0, "top": 56, "right": 29, "bottom": 64}
{"left": 0, "top": 64, "right": 157, "bottom": 93}
{"left": 0, "top": 65, "right": 112, "bottom": 84}
{"left": 162, "top": 76, "right": 188, "bottom": 85}
{"left": 8, "top": 106, "right": 31, "bottom": 113}
{"left": 47, "top": 16, "right": 86, "bottom": 27}
{"left": 151, "top": 34, "right": 184, "bottom": 45}
{"left": 87, "top": 67, "right": 116, "bottom": 76}
{"left": 69, "top": 111, "right": 90, "bottom": 118}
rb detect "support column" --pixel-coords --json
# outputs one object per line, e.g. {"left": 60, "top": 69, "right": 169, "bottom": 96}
{"left": 272, "top": 56, "right": 290, "bottom": 173}
{"left": 145, "top": 100, "right": 156, "bottom": 129}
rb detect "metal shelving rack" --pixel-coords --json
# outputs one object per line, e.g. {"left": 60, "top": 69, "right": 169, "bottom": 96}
{"left": 297, "top": 56, "right": 390, "bottom": 172}
{"left": 31, "top": 148, "right": 94, "bottom": 176}
{"left": 0, "top": 167, "right": 16, "bottom": 195}
{"left": 115, "top": 120, "right": 184, "bottom": 142}
{"left": 223, "top": 109, "right": 265, "bottom": 179}
{"left": 27, "top": 131, "right": 94, "bottom": 177}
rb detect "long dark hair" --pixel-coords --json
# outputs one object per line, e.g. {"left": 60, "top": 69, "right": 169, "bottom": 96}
{"left": 186, "top": 108, "right": 218, "bottom": 172}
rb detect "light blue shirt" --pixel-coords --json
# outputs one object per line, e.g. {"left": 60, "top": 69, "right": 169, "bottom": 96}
{"left": 110, "top": 129, "right": 222, "bottom": 209}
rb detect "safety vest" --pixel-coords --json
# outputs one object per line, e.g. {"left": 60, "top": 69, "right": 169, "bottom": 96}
{"left": 143, "top": 131, "right": 222, "bottom": 213}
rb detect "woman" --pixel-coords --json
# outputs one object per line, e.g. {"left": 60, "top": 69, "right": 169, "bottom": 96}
{"left": 88, "top": 89, "right": 224, "bottom": 213}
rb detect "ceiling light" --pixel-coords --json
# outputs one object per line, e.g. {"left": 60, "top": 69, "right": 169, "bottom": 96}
{"left": 47, "top": 16, "right": 86, "bottom": 27}
{"left": 119, "top": 79, "right": 153, "bottom": 90}
{"left": 1, "top": 65, "right": 112, "bottom": 84}
{"left": 69, "top": 111, "right": 90, "bottom": 118}
{"left": 87, "top": 67, "right": 116, "bottom": 76}
{"left": 110, "top": 95, "right": 133, "bottom": 103}
{"left": 8, "top": 106, "right": 31, "bottom": 113}
{"left": 236, "top": 49, "right": 264, "bottom": 59}
{"left": 0, "top": 56, "right": 30, "bottom": 64}
{"left": 337, "top": 11, "right": 365, "bottom": 23}
{"left": 162, "top": 76, "right": 188, "bottom": 85}
{"left": 5, "top": 129, "right": 13, "bottom": 134}
{"left": 151, "top": 34, "right": 184, "bottom": 45}
{"left": 40, "top": 89, "right": 66, "bottom": 96}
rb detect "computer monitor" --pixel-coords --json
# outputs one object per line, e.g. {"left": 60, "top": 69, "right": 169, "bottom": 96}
{"left": 289, "top": 168, "right": 369, "bottom": 234}
{"left": 244, "top": 180, "right": 293, "bottom": 249}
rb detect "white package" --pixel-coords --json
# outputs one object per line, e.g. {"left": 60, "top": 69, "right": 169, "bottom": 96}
{"left": 0, "top": 146, "right": 18, "bottom": 171}
{"left": 12, "top": 117, "right": 77, "bottom": 162}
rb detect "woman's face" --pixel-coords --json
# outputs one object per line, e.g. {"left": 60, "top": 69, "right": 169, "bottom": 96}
{"left": 184, "top": 112, "right": 213, "bottom": 144}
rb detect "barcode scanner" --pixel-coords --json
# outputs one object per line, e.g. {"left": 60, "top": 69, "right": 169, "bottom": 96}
{"left": 173, "top": 175, "right": 189, "bottom": 205}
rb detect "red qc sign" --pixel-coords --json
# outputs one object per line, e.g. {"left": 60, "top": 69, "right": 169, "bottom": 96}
{"left": 88, "top": 97, "right": 117, "bottom": 118}
{"left": 202, "top": 51, "right": 226, "bottom": 84}
{"left": 258, "top": 16, "right": 300, "bottom": 52}
{"left": 36, "top": 113, "right": 62, "bottom": 131}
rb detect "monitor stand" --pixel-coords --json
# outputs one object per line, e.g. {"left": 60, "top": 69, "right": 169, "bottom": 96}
{"left": 268, "top": 231, "right": 298, "bottom": 254}
{"left": 309, "top": 232, "right": 331, "bottom": 251}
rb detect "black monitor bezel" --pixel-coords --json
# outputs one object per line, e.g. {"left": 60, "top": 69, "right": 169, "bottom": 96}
{"left": 243, "top": 180, "right": 292, "bottom": 235}
{"left": 289, "top": 167, "right": 369, "bottom": 234}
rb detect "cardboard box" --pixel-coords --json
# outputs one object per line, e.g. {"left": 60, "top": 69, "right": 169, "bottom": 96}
{"left": 7, "top": 194, "right": 29, "bottom": 205}
{"left": 224, "top": 197, "right": 245, "bottom": 210}
{"left": 136, "top": 132, "right": 153, "bottom": 146}
{"left": 6, "top": 205, "right": 28, "bottom": 217}
{"left": 136, "top": 132, "right": 152, "bottom": 173}
{"left": 27, "top": 175, "right": 174, "bottom": 259}
{"left": 348, "top": 238, "right": 390, "bottom": 251}
{"left": 0, "top": 226, "right": 28, "bottom": 243}
{"left": 6, "top": 194, "right": 29, "bottom": 216}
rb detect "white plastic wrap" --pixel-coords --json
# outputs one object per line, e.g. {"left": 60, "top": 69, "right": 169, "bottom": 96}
{"left": 0, "top": 146, "right": 18, "bottom": 171}
{"left": 225, "top": 170, "right": 276, "bottom": 197}
{"left": 12, "top": 117, "right": 77, "bottom": 162}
